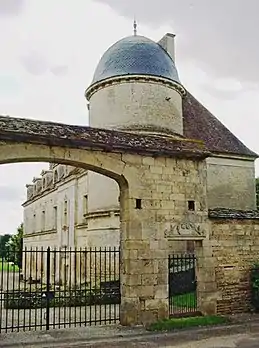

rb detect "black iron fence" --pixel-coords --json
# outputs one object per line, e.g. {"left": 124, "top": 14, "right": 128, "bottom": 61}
{"left": 168, "top": 253, "right": 199, "bottom": 317}
{"left": 0, "top": 247, "right": 120, "bottom": 332}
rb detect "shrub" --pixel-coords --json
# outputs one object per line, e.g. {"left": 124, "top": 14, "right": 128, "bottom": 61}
{"left": 4, "top": 283, "right": 121, "bottom": 309}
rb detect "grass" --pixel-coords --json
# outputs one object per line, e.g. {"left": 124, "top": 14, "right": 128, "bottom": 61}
{"left": 148, "top": 315, "right": 229, "bottom": 332}
{"left": 0, "top": 261, "right": 19, "bottom": 272}
{"left": 172, "top": 292, "right": 197, "bottom": 309}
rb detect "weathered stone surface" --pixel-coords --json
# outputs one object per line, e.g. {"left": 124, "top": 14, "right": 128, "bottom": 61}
{"left": 209, "top": 208, "right": 259, "bottom": 220}
{"left": 1, "top": 114, "right": 242, "bottom": 326}
{"left": 0, "top": 115, "right": 209, "bottom": 159}
{"left": 210, "top": 218, "right": 259, "bottom": 314}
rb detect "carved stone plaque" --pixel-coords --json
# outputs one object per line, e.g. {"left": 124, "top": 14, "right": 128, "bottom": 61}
{"left": 164, "top": 222, "right": 206, "bottom": 240}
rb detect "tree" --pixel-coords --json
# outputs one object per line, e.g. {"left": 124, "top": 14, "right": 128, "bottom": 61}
{"left": 6, "top": 223, "right": 23, "bottom": 269}
{"left": 0, "top": 234, "right": 11, "bottom": 259}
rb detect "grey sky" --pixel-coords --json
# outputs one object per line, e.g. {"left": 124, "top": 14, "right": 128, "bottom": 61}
{"left": 0, "top": 0, "right": 25, "bottom": 16}
{"left": 0, "top": 0, "right": 258, "bottom": 234}
{"left": 94, "top": 0, "right": 259, "bottom": 84}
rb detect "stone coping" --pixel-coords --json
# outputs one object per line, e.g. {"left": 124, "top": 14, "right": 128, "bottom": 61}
{"left": 209, "top": 208, "right": 259, "bottom": 220}
{"left": 0, "top": 116, "right": 209, "bottom": 159}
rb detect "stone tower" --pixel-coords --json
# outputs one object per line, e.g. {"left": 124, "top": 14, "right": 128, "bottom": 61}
{"left": 85, "top": 33, "right": 186, "bottom": 244}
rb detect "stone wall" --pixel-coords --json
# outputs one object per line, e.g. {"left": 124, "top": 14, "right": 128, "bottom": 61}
{"left": 0, "top": 116, "right": 210, "bottom": 325}
{"left": 88, "top": 80, "right": 184, "bottom": 135}
{"left": 120, "top": 153, "right": 209, "bottom": 324}
{"left": 206, "top": 157, "right": 256, "bottom": 210}
{"left": 209, "top": 209, "right": 259, "bottom": 314}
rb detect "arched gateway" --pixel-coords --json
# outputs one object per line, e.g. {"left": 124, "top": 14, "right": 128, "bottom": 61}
{"left": 0, "top": 30, "right": 258, "bottom": 331}
{"left": 0, "top": 114, "right": 210, "bottom": 325}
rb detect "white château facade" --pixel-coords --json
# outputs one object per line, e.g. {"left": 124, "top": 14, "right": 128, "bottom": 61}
{"left": 23, "top": 164, "right": 120, "bottom": 250}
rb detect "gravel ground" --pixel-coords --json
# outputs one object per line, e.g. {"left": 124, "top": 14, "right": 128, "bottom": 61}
{"left": 0, "top": 303, "right": 119, "bottom": 332}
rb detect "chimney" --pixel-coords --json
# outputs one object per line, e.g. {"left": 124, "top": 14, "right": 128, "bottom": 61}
{"left": 158, "top": 33, "right": 176, "bottom": 62}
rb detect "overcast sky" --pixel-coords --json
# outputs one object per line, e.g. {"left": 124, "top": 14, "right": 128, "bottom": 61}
{"left": 0, "top": 0, "right": 258, "bottom": 235}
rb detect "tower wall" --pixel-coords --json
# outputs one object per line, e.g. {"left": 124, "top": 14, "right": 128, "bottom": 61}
{"left": 86, "top": 34, "right": 184, "bottom": 248}
{"left": 88, "top": 80, "right": 184, "bottom": 135}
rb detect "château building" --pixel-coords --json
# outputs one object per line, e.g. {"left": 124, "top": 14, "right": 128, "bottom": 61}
{"left": 23, "top": 31, "right": 257, "bottom": 260}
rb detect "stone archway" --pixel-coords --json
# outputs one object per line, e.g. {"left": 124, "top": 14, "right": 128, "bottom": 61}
{"left": 0, "top": 115, "right": 210, "bottom": 325}
{"left": 0, "top": 140, "right": 167, "bottom": 326}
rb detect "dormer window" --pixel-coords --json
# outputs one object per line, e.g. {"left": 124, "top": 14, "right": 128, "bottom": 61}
{"left": 36, "top": 180, "right": 42, "bottom": 193}
{"left": 53, "top": 170, "right": 58, "bottom": 183}
{"left": 58, "top": 165, "right": 65, "bottom": 179}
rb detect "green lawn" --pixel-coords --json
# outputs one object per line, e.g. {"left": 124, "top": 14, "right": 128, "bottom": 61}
{"left": 0, "top": 261, "right": 19, "bottom": 272}
{"left": 147, "top": 315, "right": 229, "bottom": 331}
{"left": 172, "top": 292, "right": 197, "bottom": 309}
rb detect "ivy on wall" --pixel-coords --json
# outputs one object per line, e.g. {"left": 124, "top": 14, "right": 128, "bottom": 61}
{"left": 251, "top": 263, "right": 259, "bottom": 311}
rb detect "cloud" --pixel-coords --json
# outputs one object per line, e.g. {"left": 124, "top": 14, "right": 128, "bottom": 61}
{"left": 0, "top": 0, "right": 25, "bottom": 16}
{"left": 93, "top": 0, "right": 259, "bottom": 84}
{"left": 19, "top": 51, "right": 68, "bottom": 76}
{"left": 201, "top": 77, "right": 246, "bottom": 100}
{"left": 202, "top": 86, "right": 242, "bottom": 100}
{"left": 50, "top": 65, "right": 68, "bottom": 77}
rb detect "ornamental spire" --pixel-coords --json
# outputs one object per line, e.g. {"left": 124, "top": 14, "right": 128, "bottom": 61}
{"left": 133, "top": 17, "right": 137, "bottom": 36}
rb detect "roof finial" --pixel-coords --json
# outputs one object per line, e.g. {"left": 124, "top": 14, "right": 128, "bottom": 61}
{"left": 133, "top": 17, "right": 137, "bottom": 36}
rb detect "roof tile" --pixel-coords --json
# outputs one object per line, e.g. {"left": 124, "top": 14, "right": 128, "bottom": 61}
{"left": 183, "top": 92, "right": 257, "bottom": 158}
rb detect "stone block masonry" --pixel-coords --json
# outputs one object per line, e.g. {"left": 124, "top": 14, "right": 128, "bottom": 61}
{"left": 119, "top": 154, "right": 209, "bottom": 325}
{"left": 209, "top": 208, "right": 259, "bottom": 314}
{"left": 0, "top": 115, "right": 210, "bottom": 326}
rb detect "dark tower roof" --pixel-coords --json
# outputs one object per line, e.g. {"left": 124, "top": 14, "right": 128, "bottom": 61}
{"left": 90, "top": 35, "right": 181, "bottom": 86}
{"left": 183, "top": 92, "right": 257, "bottom": 158}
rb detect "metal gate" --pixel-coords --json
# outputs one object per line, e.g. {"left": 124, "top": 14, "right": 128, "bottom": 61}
{"left": 0, "top": 247, "right": 120, "bottom": 332}
{"left": 168, "top": 253, "right": 199, "bottom": 317}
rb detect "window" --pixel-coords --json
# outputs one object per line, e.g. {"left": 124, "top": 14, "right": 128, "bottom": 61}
{"left": 188, "top": 200, "right": 195, "bottom": 211}
{"left": 64, "top": 200, "right": 68, "bottom": 226}
{"left": 33, "top": 213, "right": 36, "bottom": 233}
{"left": 53, "top": 206, "right": 57, "bottom": 230}
{"left": 135, "top": 199, "right": 142, "bottom": 209}
{"left": 83, "top": 195, "right": 88, "bottom": 215}
{"left": 41, "top": 210, "right": 46, "bottom": 231}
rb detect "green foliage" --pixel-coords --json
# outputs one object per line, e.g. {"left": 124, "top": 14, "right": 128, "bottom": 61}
{"left": 4, "top": 288, "right": 121, "bottom": 309}
{"left": 6, "top": 223, "right": 23, "bottom": 269}
{"left": 250, "top": 264, "right": 259, "bottom": 310}
{"left": 0, "top": 261, "right": 19, "bottom": 272}
{"left": 172, "top": 292, "right": 196, "bottom": 309}
{"left": 251, "top": 264, "right": 259, "bottom": 289}
{"left": 147, "top": 316, "right": 229, "bottom": 332}
{"left": 0, "top": 234, "right": 11, "bottom": 259}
